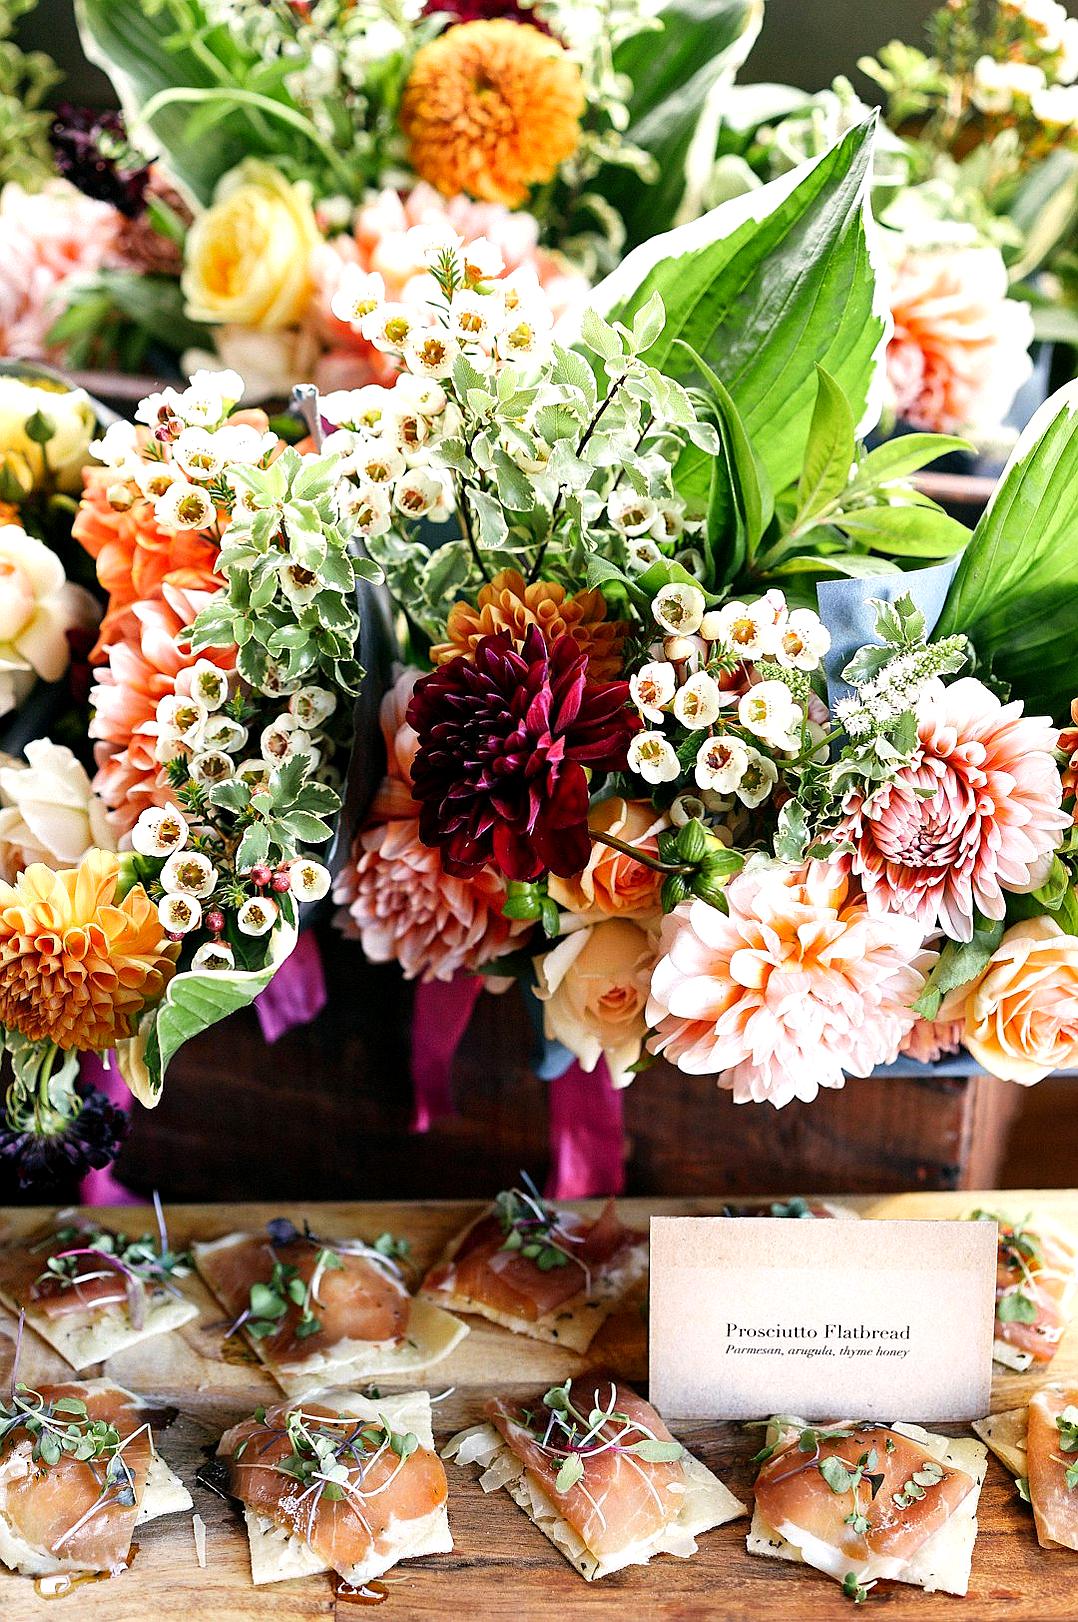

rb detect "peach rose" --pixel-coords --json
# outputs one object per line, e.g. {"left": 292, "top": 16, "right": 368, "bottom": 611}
{"left": 940, "top": 916, "right": 1078, "bottom": 1084}
{"left": 534, "top": 918, "right": 656, "bottom": 1089}
{"left": 547, "top": 797, "right": 666, "bottom": 921}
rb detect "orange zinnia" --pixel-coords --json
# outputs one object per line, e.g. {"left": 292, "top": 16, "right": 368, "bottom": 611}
{"left": 400, "top": 20, "right": 584, "bottom": 206}
{"left": 0, "top": 849, "right": 178, "bottom": 1052}
{"left": 430, "top": 568, "right": 628, "bottom": 680}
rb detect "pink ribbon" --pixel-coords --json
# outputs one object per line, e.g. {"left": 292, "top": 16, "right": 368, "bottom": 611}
{"left": 255, "top": 929, "right": 327, "bottom": 1043}
{"left": 78, "top": 1051, "right": 139, "bottom": 1207}
{"left": 410, "top": 974, "right": 484, "bottom": 1131}
{"left": 545, "top": 1057, "right": 625, "bottom": 1200}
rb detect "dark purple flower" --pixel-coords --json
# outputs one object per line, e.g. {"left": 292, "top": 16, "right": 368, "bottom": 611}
{"left": 50, "top": 106, "right": 152, "bottom": 219}
{"left": 0, "top": 1083, "right": 128, "bottom": 1193}
{"left": 421, "top": 0, "right": 553, "bottom": 33}
{"left": 406, "top": 626, "right": 640, "bottom": 882}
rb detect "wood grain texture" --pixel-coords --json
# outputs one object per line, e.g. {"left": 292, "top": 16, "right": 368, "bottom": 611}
{"left": 0, "top": 1191, "right": 1074, "bottom": 1620}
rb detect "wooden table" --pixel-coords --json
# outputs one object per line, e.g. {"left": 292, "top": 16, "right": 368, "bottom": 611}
{"left": 0, "top": 1192, "right": 1074, "bottom": 1620}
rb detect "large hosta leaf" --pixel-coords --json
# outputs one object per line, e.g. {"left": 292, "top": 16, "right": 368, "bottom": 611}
{"left": 935, "top": 381, "right": 1078, "bottom": 722}
{"left": 116, "top": 909, "right": 299, "bottom": 1107}
{"left": 588, "top": 122, "right": 887, "bottom": 502}
{"left": 606, "top": 0, "right": 765, "bottom": 246}
{"left": 75, "top": 0, "right": 331, "bottom": 203}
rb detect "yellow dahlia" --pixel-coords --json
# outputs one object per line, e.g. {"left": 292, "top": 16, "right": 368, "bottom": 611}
{"left": 400, "top": 21, "right": 584, "bottom": 206}
{"left": 430, "top": 568, "right": 628, "bottom": 680}
{"left": 0, "top": 849, "right": 178, "bottom": 1051}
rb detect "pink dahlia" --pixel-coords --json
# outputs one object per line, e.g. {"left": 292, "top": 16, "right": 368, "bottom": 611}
{"left": 900, "top": 1016, "right": 964, "bottom": 1064}
{"left": 886, "top": 242, "right": 1033, "bottom": 434}
{"left": 406, "top": 626, "right": 640, "bottom": 882}
{"left": 334, "top": 816, "right": 528, "bottom": 981}
{"left": 89, "top": 583, "right": 234, "bottom": 837}
{"left": 0, "top": 181, "right": 119, "bottom": 358}
{"left": 646, "top": 861, "right": 931, "bottom": 1107}
{"left": 840, "top": 677, "right": 1067, "bottom": 943}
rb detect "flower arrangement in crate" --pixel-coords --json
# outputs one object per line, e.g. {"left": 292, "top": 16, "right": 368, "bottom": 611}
{"left": 0, "top": 366, "right": 382, "bottom": 1186}
{"left": 320, "top": 121, "right": 1078, "bottom": 1144}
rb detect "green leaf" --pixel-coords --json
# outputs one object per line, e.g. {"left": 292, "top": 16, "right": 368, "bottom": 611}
{"left": 116, "top": 909, "right": 299, "bottom": 1107}
{"left": 819, "top": 1455, "right": 855, "bottom": 1494}
{"left": 554, "top": 1454, "right": 585, "bottom": 1494}
{"left": 850, "top": 434, "right": 973, "bottom": 487}
{"left": 936, "top": 383, "right": 1078, "bottom": 720}
{"left": 678, "top": 341, "right": 773, "bottom": 579}
{"left": 914, "top": 916, "right": 1004, "bottom": 1021}
{"left": 605, "top": 0, "right": 765, "bottom": 246}
{"left": 833, "top": 504, "right": 971, "bottom": 558}
{"left": 590, "top": 122, "right": 886, "bottom": 502}
{"left": 996, "top": 1290, "right": 1038, "bottom": 1324}
{"left": 629, "top": 1439, "right": 685, "bottom": 1462}
{"left": 795, "top": 365, "right": 855, "bottom": 523}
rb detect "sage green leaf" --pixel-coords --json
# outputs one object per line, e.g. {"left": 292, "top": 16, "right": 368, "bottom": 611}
{"left": 590, "top": 122, "right": 886, "bottom": 502}
{"left": 116, "top": 909, "right": 299, "bottom": 1107}
{"left": 935, "top": 382, "right": 1078, "bottom": 720}
{"left": 914, "top": 916, "right": 1005, "bottom": 1021}
{"left": 605, "top": 0, "right": 765, "bottom": 246}
{"left": 796, "top": 366, "right": 855, "bottom": 524}
{"left": 850, "top": 434, "right": 973, "bottom": 488}
{"left": 833, "top": 504, "right": 970, "bottom": 558}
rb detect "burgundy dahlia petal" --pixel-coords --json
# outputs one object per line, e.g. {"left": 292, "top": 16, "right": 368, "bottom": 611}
{"left": 406, "top": 628, "right": 640, "bottom": 881}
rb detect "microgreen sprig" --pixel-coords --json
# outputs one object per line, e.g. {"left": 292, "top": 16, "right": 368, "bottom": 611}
{"left": 494, "top": 1174, "right": 589, "bottom": 1283}
{"left": 512, "top": 1380, "right": 684, "bottom": 1498}
{"left": 31, "top": 1196, "right": 191, "bottom": 1331}
{"left": 1055, "top": 1405, "right": 1078, "bottom": 1491}
{"left": 228, "top": 1217, "right": 411, "bottom": 1343}
{"left": 972, "top": 1211, "right": 1044, "bottom": 1326}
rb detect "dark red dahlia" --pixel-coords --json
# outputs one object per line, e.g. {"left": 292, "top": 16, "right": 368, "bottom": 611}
{"left": 50, "top": 106, "right": 152, "bottom": 219}
{"left": 421, "top": 0, "right": 553, "bottom": 33}
{"left": 407, "top": 626, "right": 640, "bottom": 882}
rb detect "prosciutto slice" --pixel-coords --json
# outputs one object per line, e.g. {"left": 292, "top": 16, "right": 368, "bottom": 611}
{"left": 219, "top": 1401, "right": 447, "bottom": 1574}
{"left": 0, "top": 1230, "right": 131, "bottom": 1320}
{"left": 754, "top": 1424, "right": 976, "bottom": 1581}
{"left": 0, "top": 1383, "right": 152, "bottom": 1572}
{"left": 423, "top": 1198, "right": 638, "bottom": 1322}
{"left": 1027, "top": 1387, "right": 1078, "bottom": 1551}
{"left": 994, "top": 1220, "right": 1077, "bottom": 1364}
{"left": 486, "top": 1382, "right": 685, "bottom": 1561}
{"left": 197, "top": 1234, "right": 410, "bottom": 1360}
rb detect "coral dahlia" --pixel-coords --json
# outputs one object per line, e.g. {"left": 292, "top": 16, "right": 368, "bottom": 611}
{"left": 0, "top": 849, "right": 177, "bottom": 1052}
{"left": 840, "top": 677, "right": 1067, "bottom": 943}
{"left": 406, "top": 626, "right": 639, "bottom": 882}
{"left": 430, "top": 569, "right": 628, "bottom": 681}
{"left": 399, "top": 20, "right": 584, "bottom": 206}
{"left": 646, "top": 861, "right": 931, "bottom": 1107}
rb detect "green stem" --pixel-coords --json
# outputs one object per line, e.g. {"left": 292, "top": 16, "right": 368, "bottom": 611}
{"left": 589, "top": 828, "right": 688, "bottom": 875}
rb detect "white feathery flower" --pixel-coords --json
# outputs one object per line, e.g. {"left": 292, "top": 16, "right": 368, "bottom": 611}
{"left": 134, "top": 387, "right": 183, "bottom": 429}
{"left": 462, "top": 236, "right": 505, "bottom": 282}
{"left": 650, "top": 499, "right": 686, "bottom": 542}
{"left": 261, "top": 716, "right": 313, "bottom": 765}
{"left": 627, "top": 730, "right": 681, "bottom": 785}
{"left": 450, "top": 290, "right": 497, "bottom": 346}
{"left": 236, "top": 758, "right": 272, "bottom": 794}
{"left": 134, "top": 460, "right": 180, "bottom": 502}
{"left": 630, "top": 662, "right": 677, "bottom": 724}
{"left": 321, "top": 385, "right": 395, "bottom": 436}
{"left": 158, "top": 693, "right": 208, "bottom": 744}
{"left": 626, "top": 537, "right": 663, "bottom": 573}
{"left": 652, "top": 582, "right": 707, "bottom": 637}
{"left": 89, "top": 420, "right": 139, "bottom": 468}
{"left": 213, "top": 423, "right": 277, "bottom": 465}
{"left": 131, "top": 803, "right": 188, "bottom": 857}
{"left": 279, "top": 559, "right": 321, "bottom": 607}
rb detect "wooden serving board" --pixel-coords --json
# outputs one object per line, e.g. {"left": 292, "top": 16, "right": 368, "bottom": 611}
{"left": 0, "top": 1191, "right": 1074, "bottom": 1621}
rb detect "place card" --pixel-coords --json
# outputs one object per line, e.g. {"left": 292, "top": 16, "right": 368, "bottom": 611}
{"left": 649, "top": 1216, "right": 996, "bottom": 1421}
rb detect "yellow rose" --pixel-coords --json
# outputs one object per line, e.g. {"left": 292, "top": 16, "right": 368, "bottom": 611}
{"left": 0, "top": 377, "right": 96, "bottom": 494}
{"left": 940, "top": 916, "right": 1078, "bottom": 1084}
{"left": 182, "top": 160, "right": 320, "bottom": 330}
{"left": 535, "top": 919, "right": 656, "bottom": 1089}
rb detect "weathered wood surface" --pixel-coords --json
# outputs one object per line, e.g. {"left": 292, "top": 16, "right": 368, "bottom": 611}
{"left": 82, "top": 934, "right": 1024, "bottom": 1206}
{"left": 0, "top": 1191, "right": 1074, "bottom": 1619}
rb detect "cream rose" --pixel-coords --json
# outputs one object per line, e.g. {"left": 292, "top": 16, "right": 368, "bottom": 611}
{"left": 182, "top": 160, "right": 320, "bottom": 331}
{"left": 0, "top": 525, "right": 98, "bottom": 714}
{"left": 940, "top": 916, "right": 1078, "bottom": 1084}
{"left": 535, "top": 918, "right": 656, "bottom": 1089}
{"left": 0, "top": 739, "right": 116, "bottom": 881}
{"left": 0, "top": 377, "right": 96, "bottom": 493}
{"left": 547, "top": 797, "right": 666, "bottom": 921}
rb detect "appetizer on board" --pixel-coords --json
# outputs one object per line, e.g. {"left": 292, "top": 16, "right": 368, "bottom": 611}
{"left": 443, "top": 1377, "right": 745, "bottom": 1580}
{"left": 216, "top": 1389, "right": 451, "bottom": 1586}
{"left": 971, "top": 1211, "right": 1078, "bottom": 1371}
{"left": 749, "top": 1416, "right": 987, "bottom": 1600}
{"left": 194, "top": 1217, "right": 467, "bottom": 1396}
{"left": 719, "top": 1199, "right": 859, "bottom": 1219}
{"left": 0, "top": 1205, "right": 197, "bottom": 1370}
{"left": 976, "top": 1388, "right": 1078, "bottom": 1552}
{"left": 0, "top": 1379, "right": 190, "bottom": 1582}
{"left": 419, "top": 1180, "right": 647, "bottom": 1352}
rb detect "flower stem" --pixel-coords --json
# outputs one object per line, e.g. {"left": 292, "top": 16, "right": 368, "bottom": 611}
{"left": 588, "top": 829, "right": 688, "bottom": 875}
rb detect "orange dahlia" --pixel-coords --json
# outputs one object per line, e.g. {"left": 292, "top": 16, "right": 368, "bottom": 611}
{"left": 399, "top": 20, "right": 584, "bottom": 206}
{"left": 430, "top": 568, "right": 628, "bottom": 680}
{"left": 0, "top": 848, "right": 178, "bottom": 1051}
{"left": 73, "top": 464, "right": 220, "bottom": 658}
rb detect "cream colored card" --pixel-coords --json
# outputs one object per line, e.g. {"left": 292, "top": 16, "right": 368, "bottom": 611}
{"left": 649, "top": 1217, "right": 996, "bottom": 1422}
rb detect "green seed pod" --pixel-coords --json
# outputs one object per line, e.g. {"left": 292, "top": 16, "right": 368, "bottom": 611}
{"left": 674, "top": 817, "right": 709, "bottom": 864}
{"left": 661, "top": 873, "right": 691, "bottom": 912}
